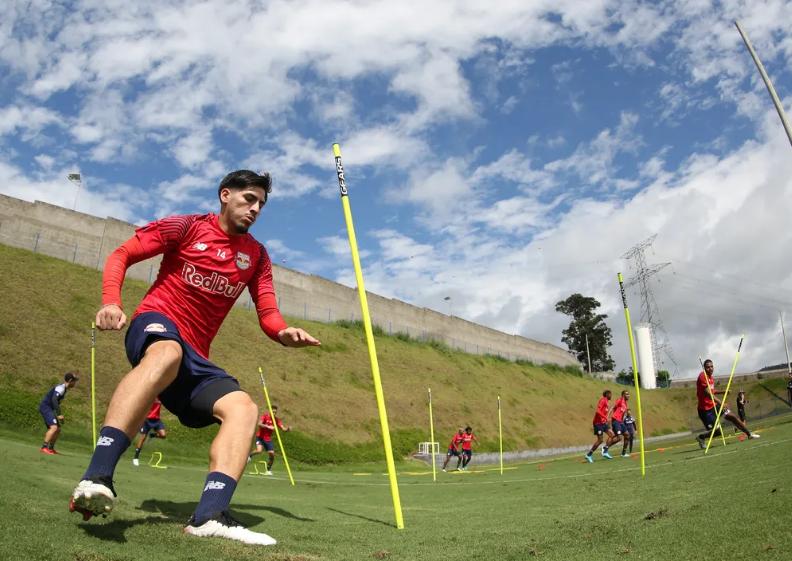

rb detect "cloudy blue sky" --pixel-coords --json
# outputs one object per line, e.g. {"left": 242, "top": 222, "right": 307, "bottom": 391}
{"left": 3, "top": 0, "right": 792, "bottom": 378}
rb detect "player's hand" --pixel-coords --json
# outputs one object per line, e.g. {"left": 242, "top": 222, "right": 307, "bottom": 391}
{"left": 278, "top": 327, "right": 321, "bottom": 347}
{"left": 96, "top": 304, "right": 127, "bottom": 330}
{"left": 57, "top": 415, "right": 65, "bottom": 424}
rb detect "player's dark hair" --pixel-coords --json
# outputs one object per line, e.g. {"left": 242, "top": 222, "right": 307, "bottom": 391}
{"left": 271, "top": 404, "right": 278, "bottom": 410}
{"left": 465, "top": 426, "right": 472, "bottom": 431}
{"left": 621, "top": 390, "right": 628, "bottom": 397}
{"left": 703, "top": 359, "right": 713, "bottom": 367}
{"left": 603, "top": 390, "right": 611, "bottom": 397}
{"left": 64, "top": 372, "right": 79, "bottom": 382}
{"left": 218, "top": 170, "right": 272, "bottom": 204}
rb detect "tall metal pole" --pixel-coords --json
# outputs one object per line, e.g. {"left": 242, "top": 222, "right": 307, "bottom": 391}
{"left": 735, "top": 20, "right": 792, "bottom": 149}
{"left": 780, "top": 311, "right": 791, "bottom": 374}
{"left": 68, "top": 173, "right": 82, "bottom": 211}
{"left": 585, "top": 333, "right": 592, "bottom": 374}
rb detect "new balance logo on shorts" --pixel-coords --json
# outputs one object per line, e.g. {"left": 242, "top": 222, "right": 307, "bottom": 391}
{"left": 96, "top": 436, "right": 115, "bottom": 447}
{"left": 204, "top": 480, "right": 226, "bottom": 492}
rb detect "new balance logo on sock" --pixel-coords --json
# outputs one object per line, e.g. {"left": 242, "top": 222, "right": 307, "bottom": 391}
{"left": 96, "top": 436, "right": 115, "bottom": 447}
{"left": 204, "top": 481, "right": 226, "bottom": 492}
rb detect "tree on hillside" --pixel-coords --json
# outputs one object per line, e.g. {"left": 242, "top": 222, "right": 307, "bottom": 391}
{"left": 555, "top": 293, "right": 615, "bottom": 372}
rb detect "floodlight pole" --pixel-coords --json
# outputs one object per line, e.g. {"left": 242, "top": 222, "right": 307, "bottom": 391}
{"left": 780, "top": 311, "right": 791, "bottom": 374}
{"left": 735, "top": 20, "right": 792, "bottom": 149}
{"left": 68, "top": 173, "right": 82, "bottom": 211}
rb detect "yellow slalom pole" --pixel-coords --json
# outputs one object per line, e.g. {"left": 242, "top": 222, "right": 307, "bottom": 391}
{"left": 497, "top": 395, "right": 503, "bottom": 476}
{"left": 699, "top": 356, "right": 726, "bottom": 447}
{"left": 428, "top": 388, "right": 436, "bottom": 482}
{"left": 705, "top": 336, "right": 744, "bottom": 453}
{"left": 333, "top": 143, "right": 404, "bottom": 529}
{"left": 617, "top": 273, "right": 646, "bottom": 477}
{"left": 258, "top": 368, "right": 295, "bottom": 486}
{"left": 91, "top": 321, "right": 97, "bottom": 449}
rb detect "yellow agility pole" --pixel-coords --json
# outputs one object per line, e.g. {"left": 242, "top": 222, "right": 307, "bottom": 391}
{"left": 617, "top": 273, "right": 646, "bottom": 477}
{"left": 258, "top": 367, "right": 295, "bottom": 486}
{"left": 497, "top": 395, "right": 503, "bottom": 476}
{"left": 428, "top": 388, "right": 436, "bottom": 482}
{"left": 333, "top": 143, "right": 404, "bottom": 529}
{"left": 91, "top": 321, "right": 97, "bottom": 450}
{"left": 705, "top": 336, "right": 744, "bottom": 453}
{"left": 699, "top": 356, "right": 726, "bottom": 447}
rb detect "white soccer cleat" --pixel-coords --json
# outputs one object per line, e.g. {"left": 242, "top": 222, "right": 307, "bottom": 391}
{"left": 184, "top": 511, "right": 277, "bottom": 546}
{"left": 749, "top": 433, "right": 761, "bottom": 439}
{"left": 70, "top": 479, "right": 116, "bottom": 520}
{"left": 132, "top": 458, "right": 139, "bottom": 466}
{"left": 265, "top": 470, "right": 273, "bottom": 476}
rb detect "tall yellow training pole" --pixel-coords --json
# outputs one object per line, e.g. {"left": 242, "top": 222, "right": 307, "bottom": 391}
{"left": 91, "top": 321, "right": 97, "bottom": 449}
{"left": 428, "top": 388, "right": 436, "bottom": 482}
{"left": 332, "top": 143, "right": 404, "bottom": 529}
{"left": 258, "top": 368, "right": 295, "bottom": 486}
{"left": 705, "top": 336, "right": 744, "bottom": 453}
{"left": 617, "top": 273, "right": 646, "bottom": 477}
{"left": 497, "top": 395, "right": 503, "bottom": 475}
{"left": 699, "top": 356, "right": 726, "bottom": 447}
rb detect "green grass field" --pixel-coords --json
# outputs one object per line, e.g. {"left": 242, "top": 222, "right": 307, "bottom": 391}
{"left": 2, "top": 416, "right": 791, "bottom": 561}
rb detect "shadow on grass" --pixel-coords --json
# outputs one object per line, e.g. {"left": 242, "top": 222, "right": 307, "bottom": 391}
{"left": 78, "top": 498, "right": 315, "bottom": 543}
{"left": 327, "top": 507, "right": 393, "bottom": 528}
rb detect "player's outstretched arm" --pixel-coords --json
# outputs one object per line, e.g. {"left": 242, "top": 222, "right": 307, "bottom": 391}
{"left": 277, "top": 327, "right": 321, "bottom": 347}
{"left": 95, "top": 303, "right": 127, "bottom": 331}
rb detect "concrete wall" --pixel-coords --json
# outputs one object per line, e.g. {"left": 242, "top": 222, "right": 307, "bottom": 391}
{"left": 0, "top": 193, "right": 578, "bottom": 367}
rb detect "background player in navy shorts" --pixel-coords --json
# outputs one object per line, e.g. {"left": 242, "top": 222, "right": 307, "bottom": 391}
{"left": 69, "top": 170, "right": 320, "bottom": 546}
{"left": 38, "top": 372, "right": 78, "bottom": 454}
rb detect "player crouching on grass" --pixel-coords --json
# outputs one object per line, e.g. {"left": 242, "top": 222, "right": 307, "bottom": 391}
{"left": 68, "top": 170, "right": 320, "bottom": 546}
{"left": 585, "top": 390, "right": 614, "bottom": 463}
{"left": 132, "top": 398, "right": 167, "bottom": 466}
{"left": 39, "top": 372, "right": 79, "bottom": 454}
{"left": 695, "top": 359, "right": 758, "bottom": 449}
{"left": 248, "top": 405, "right": 288, "bottom": 475}
{"left": 441, "top": 427, "right": 465, "bottom": 472}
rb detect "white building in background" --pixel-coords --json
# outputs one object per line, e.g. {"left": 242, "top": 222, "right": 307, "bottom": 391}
{"left": 634, "top": 323, "right": 657, "bottom": 389}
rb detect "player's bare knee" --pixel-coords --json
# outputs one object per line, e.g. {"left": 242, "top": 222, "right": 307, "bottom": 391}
{"left": 214, "top": 391, "right": 257, "bottom": 425}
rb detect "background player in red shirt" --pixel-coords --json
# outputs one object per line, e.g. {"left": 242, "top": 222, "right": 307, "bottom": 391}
{"left": 459, "top": 426, "right": 478, "bottom": 471}
{"left": 585, "top": 390, "right": 614, "bottom": 463}
{"left": 695, "top": 359, "right": 758, "bottom": 449}
{"left": 69, "top": 171, "right": 320, "bottom": 546}
{"left": 441, "top": 427, "right": 465, "bottom": 472}
{"left": 248, "top": 405, "right": 289, "bottom": 475}
{"left": 608, "top": 390, "right": 629, "bottom": 458}
{"left": 132, "top": 398, "right": 167, "bottom": 467}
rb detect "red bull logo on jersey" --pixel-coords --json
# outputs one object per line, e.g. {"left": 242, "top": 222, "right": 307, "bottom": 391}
{"left": 236, "top": 251, "right": 251, "bottom": 270}
{"left": 181, "top": 262, "right": 246, "bottom": 299}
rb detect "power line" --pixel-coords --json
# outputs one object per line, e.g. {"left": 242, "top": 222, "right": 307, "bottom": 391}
{"left": 622, "top": 235, "right": 679, "bottom": 377}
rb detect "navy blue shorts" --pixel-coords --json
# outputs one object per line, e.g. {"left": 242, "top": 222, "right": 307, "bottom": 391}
{"left": 447, "top": 447, "right": 460, "bottom": 456}
{"left": 611, "top": 420, "right": 625, "bottom": 435}
{"left": 461, "top": 449, "right": 472, "bottom": 458}
{"left": 126, "top": 312, "right": 241, "bottom": 428}
{"left": 698, "top": 408, "right": 717, "bottom": 430}
{"left": 625, "top": 425, "right": 635, "bottom": 436}
{"left": 39, "top": 406, "right": 59, "bottom": 428}
{"left": 256, "top": 438, "right": 275, "bottom": 452}
{"left": 593, "top": 423, "right": 609, "bottom": 435}
{"left": 140, "top": 419, "right": 166, "bottom": 434}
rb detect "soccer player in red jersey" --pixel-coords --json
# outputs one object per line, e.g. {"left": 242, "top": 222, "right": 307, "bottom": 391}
{"left": 608, "top": 390, "right": 630, "bottom": 457}
{"left": 69, "top": 171, "right": 320, "bottom": 546}
{"left": 695, "top": 359, "right": 758, "bottom": 449}
{"left": 585, "top": 390, "right": 614, "bottom": 463}
{"left": 441, "top": 427, "right": 465, "bottom": 472}
{"left": 248, "top": 405, "right": 289, "bottom": 475}
{"left": 459, "top": 426, "right": 478, "bottom": 471}
{"left": 132, "top": 398, "right": 167, "bottom": 467}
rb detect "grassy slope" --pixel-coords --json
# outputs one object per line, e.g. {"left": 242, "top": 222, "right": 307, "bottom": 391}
{"left": 1, "top": 243, "right": 789, "bottom": 462}
{"left": 1, "top": 418, "right": 791, "bottom": 560}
